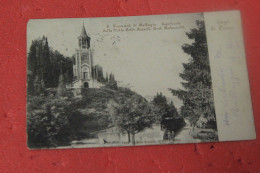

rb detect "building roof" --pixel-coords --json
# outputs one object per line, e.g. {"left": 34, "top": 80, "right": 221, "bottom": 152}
{"left": 79, "top": 24, "right": 88, "bottom": 38}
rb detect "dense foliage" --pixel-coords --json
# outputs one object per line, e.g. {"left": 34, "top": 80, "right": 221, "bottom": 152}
{"left": 27, "top": 96, "right": 88, "bottom": 148}
{"left": 169, "top": 20, "right": 217, "bottom": 130}
{"left": 27, "top": 87, "right": 149, "bottom": 148}
{"left": 27, "top": 36, "right": 122, "bottom": 148}
{"left": 152, "top": 93, "right": 185, "bottom": 134}
{"left": 107, "top": 91, "right": 155, "bottom": 144}
{"left": 27, "top": 36, "right": 73, "bottom": 94}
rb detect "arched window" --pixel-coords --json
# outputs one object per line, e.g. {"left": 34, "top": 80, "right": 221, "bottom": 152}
{"left": 82, "top": 38, "right": 87, "bottom": 49}
{"left": 82, "top": 67, "right": 89, "bottom": 79}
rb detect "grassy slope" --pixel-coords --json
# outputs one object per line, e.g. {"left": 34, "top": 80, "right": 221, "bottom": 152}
{"left": 74, "top": 87, "right": 136, "bottom": 133}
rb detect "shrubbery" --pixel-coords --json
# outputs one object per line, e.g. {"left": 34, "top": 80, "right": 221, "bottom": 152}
{"left": 104, "top": 81, "right": 118, "bottom": 90}
{"left": 27, "top": 95, "right": 87, "bottom": 148}
{"left": 152, "top": 93, "right": 185, "bottom": 135}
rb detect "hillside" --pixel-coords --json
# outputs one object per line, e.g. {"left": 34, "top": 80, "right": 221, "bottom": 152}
{"left": 27, "top": 86, "right": 141, "bottom": 148}
{"left": 27, "top": 86, "right": 185, "bottom": 148}
{"left": 74, "top": 87, "right": 138, "bottom": 133}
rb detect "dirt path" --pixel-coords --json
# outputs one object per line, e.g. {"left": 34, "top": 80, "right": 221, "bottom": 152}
{"left": 173, "top": 122, "right": 201, "bottom": 144}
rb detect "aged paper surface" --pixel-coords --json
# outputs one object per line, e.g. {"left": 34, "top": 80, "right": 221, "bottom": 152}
{"left": 205, "top": 11, "right": 256, "bottom": 141}
{"left": 26, "top": 11, "right": 255, "bottom": 149}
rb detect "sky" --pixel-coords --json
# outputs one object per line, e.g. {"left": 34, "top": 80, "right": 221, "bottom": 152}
{"left": 27, "top": 13, "right": 203, "bottom": 109}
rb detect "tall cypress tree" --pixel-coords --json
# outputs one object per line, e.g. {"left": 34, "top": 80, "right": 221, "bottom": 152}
{"left": 169, "top": 20, "right": 217, "bottom": 129}
{"left": 27, "top": 36, "right": 74, "bottom": 92}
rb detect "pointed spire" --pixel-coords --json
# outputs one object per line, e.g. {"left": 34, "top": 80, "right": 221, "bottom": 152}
{"left": 80, "top": 22, "right": 88, "bottom": 37}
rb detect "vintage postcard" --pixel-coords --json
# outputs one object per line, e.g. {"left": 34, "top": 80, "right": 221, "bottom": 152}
{"left": 26, "top": 10, "right": 256, "bottom": 149}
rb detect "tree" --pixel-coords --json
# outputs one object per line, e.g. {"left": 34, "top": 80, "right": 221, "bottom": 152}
{"left": 109, "top": 73, "right": 115, "bottom": 82}
{"left": 27, "top": 36, "right": 51, "bottom": 88}
{"left": 27, "top": 98, "right": 71, "bottom": 148}
{"left": 107, "top": 94, "right": 155, "bottom": 145}
{"left": 105, "top": 73, "right": 109, "bottom": 82}
{"left": 27, "top": 36, "right": 73, "bottom": 94}
{"left": 152, "top": 93, "right": 184, "bottom": 138}
{"left": 153, "top": 92, "right": 167, "bottom": 107}
{"left": 169, "top": 20, "right": 217, "bottom": 129}
{"left": 152, "top": 92, "right": 168, "bottom": 122}
{"left": 105, "top": 72, "right": 118, "bottom": 90}
{"left": 92, "top": 65, "right": 105, "bottom": 82}
{"left": 27, "top": 92, "right": 92, "bottom": 149}
{"left": 56, "top": 74, "right": 66, "bottom": 97}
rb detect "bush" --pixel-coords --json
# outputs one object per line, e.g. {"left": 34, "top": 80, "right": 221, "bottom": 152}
{"left": 105, "top": 81, "right": 118, "bottom": 90}
{"left": 27, "top": 95, "right": 88, "bottom": 148}
{"left": 27, "top": 102, "right": 71, "bottom": 148}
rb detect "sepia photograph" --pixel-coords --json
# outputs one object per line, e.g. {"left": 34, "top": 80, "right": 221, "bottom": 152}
{"left": 26, "top": 13, "right": 221, "bottom": 149}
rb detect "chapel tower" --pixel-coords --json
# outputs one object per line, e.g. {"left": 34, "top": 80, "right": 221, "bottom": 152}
{"left": 73, "top": 24, "right": 95, "bottom": 88}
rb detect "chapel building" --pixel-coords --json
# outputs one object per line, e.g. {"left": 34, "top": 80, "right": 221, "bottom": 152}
{"left": 72, "top": 24, "right": 103, "bottom": 88}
